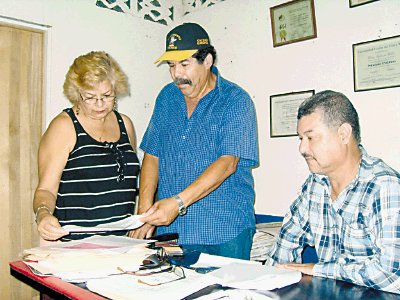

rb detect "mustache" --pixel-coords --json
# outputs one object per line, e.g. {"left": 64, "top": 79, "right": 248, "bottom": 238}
{"left": 174, "top": 78, "right": 192, "bottom": 85}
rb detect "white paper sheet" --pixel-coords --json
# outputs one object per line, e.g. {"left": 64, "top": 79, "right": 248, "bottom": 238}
{"left": 191, "top": 253, "right": 260, "bottom": 268}
{"left": 87, "top": 270, "right": 215, "bottom": 300}
{"left": 86, "top": 262, "right": 300, "bottom": 300}
{"left": 195, "top": 289, "right": 275, "bottom": 300}
{"left": 62, "top": 215, "right": 144, "bottom": 233}
{"left": 208, "top": 263, "right": 301, "bottom": 290}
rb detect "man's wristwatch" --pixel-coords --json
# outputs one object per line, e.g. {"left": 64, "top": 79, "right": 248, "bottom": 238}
{"left": 174, "top": 195, "right": 187, "bottom": 216}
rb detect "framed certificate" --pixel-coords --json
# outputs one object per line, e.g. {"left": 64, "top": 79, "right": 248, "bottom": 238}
{"left": 270, "top": 0, "right": 317, "bottom": 47}
{"left": 349, "top": 0, "right": 379, "bottom": 8}
{"left": 270, "top": 90, "right": 315, "bottom": 138}
{"left": 353, "top": 35, "right": 400, "bottom": 92}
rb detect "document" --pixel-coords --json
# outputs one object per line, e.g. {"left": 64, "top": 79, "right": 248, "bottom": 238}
{"left": 22, "top": 235, "right": 155, "bottom": 282}
{"left": 23, "top": 235, "right": 152, "bottom": 260}
{"left": 62, "top": 215, "right": 144, "bottom": 233}
{"left": 87, "top": 270, "right": 215, "bottom": 300}
{"left": 353, "top": 35, "right": 400, "bottom": 91}
{"left": 208, "top": 263, "right": 301, "bottom": 290}
{"left": 25, "top": 250, "right": 150, "bottom": 282}
{"left": 191, "top": 253, "right": 259, "bottom": 268}
{"left": 86, "top": 260, "right": 301, "bottom": 299}
{"left": 192, "top": 289, "right": 275, "bottom": 300}
{"left": 251, "top": 222, "right": 282, "bottom": 261}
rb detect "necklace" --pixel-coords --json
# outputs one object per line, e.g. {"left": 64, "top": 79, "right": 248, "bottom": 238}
{"left": 87, "top": 119, "right": 107, "bottom": 142}
{"left": 76, "top": 109, "right": 109, "bottom": 142}
{"left": 97, "top": 124, "right": 106, "bottom": 142}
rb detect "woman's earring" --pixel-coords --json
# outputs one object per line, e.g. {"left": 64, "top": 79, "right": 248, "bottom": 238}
{"left": 76, "top": 105, "right": 80, "bottom": 115}
{"left": 113, "top": 99, "right": 118, "bottom": 111}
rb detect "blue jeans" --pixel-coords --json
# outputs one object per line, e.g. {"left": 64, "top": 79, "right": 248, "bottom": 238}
{"left": 183, "top": 228, "right": 255, "bottom": 260}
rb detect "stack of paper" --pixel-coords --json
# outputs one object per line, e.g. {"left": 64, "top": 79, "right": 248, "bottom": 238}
{"left": 22, "top": 235, "right": 154, "bottom": 282}
{"left": 163, "top": 246, "right": 183, "bottom": 256}
{"left": 250, "top": 222, "right": 282, "bottom": 262}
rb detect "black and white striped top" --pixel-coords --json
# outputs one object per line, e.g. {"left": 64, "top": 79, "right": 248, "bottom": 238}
{"left": 54, "top": 108, "right": 140, "bottom": 241}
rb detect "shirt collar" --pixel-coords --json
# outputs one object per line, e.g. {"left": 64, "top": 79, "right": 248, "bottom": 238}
{"left": 211, "top": 65, "right": 221, "bottom": 96}
{"left": 357, "top": 144, "right": 382, "bottom": 182}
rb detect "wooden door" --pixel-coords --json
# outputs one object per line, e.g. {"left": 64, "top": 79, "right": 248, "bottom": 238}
{"left": 0, "top": 22, "right": 44, "bottom": 299}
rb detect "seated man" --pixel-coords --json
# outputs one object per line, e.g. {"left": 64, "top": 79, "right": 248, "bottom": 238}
{"left": 264, "top": 90, "right": 400, "bottom": 294}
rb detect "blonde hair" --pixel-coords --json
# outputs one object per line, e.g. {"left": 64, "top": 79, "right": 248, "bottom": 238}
{"left": 63, "top": 51, "right": 129, "bottom": 104}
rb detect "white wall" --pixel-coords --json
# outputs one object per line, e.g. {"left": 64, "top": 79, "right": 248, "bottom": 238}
{"left": 1, "top": 0, "right": 399, "bottom": 216}
{"left": 180, "top": 0, "right": 400, "bottom": 215}
{"left": 0, "top": 0, "right": 169, "bottom": 141}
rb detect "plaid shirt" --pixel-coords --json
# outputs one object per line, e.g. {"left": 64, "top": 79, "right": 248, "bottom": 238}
{"left": 265, "top": 146, "right": 400, "bottom": 294}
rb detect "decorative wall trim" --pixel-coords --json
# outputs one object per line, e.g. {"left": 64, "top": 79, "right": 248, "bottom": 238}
{"left": 96, "top": 0, "right": 174, "bottom": 26}
{"left": 182, "top": 0, "right": 226, "bottom": 16}
{"left": 96, "top": 0, "right": 226, "bottom": 25}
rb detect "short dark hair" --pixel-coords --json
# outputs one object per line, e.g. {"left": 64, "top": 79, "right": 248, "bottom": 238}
{"left": 297, "top": 90, "right": 361, "bottom": 143}
{"left": 192, "top": 46, "right": 217, "bottom": 66}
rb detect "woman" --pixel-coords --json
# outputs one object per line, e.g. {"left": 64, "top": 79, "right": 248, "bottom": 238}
{"left": 33, "top": 51, "right": 140, "bottom": 241}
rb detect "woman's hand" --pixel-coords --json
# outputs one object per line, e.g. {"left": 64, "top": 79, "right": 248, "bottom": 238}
{"left": 37, "top": 213, "right": 69, "bottom": 241}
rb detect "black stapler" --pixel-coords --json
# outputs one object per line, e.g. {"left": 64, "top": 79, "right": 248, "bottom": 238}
{"left": 146, "top": 233, "right": 179, "bottom": 249}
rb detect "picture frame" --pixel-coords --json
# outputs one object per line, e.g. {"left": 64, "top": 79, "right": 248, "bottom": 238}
{"left": 270, "top": 0, "right": 317, "bottom": 47}
{"left": 353, "top": 35, "right": 400, "bottom": 92}
{"left": 349, "top": 0, "right": 379, "bottom": 8}
{"left": 270, "top": 90, "right": 315, "bottom": 138}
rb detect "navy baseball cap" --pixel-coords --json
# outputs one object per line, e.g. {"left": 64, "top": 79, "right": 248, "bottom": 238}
{"left": 154, "top": 23, "right": 211, "bottom": 64}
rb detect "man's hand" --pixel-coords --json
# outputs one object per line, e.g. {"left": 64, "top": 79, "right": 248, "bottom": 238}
{"left": 128, "top": 223, "right": 155, "bottom": 239}
{"left": 276, "top": 263, "right": 315, "bottom": 276}
{"left": 140, "top": 197, "right": 179, "bottom": 226}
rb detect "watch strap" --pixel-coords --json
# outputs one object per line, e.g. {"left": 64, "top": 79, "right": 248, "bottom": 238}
{"left": 174, "top": 195, "right": 187, "bottom": 216}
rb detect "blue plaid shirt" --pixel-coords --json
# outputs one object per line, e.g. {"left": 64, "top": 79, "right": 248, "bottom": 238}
{"left": 140, "top": 66, "right": 258, "bottom": 245}
{"left": 265, "top": 146, "right": 400, "bottom": 294}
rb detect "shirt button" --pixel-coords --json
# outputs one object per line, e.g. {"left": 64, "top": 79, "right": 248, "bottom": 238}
{"left": 182, "top": 135, "right": 186, "bottom": 139}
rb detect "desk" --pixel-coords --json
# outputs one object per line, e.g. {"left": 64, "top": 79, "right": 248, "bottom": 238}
{"left": 10, "top": 261, "right": 399, "bottom": 300}
{"left": 9, "top": 261, "right": 106, "bottom": 300}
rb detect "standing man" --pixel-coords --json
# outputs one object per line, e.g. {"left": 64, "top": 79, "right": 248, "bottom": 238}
{"left": 265, "top": 90, "right": 400, "bottom": 294}
{"left": 131, "top": 23, "right": 258, "bottom": 259}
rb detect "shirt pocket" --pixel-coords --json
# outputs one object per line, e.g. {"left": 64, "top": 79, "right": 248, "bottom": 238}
{"left": 342, "top": 220, "right": 375, "bottom": 258}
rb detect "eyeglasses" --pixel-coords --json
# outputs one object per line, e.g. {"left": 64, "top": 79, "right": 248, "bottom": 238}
{"left": 105, "top": 142, "right": 125, "bottom": 182}
{"left": 139, "top": 266, "right": 186, "bottom": 286}
{"left": 80, "top": 93, "right": 116, "bottom": 105}
{"left": 118, "top": 265, "right": 186, "bottom": 286}
{"left": 117, "top": 250, "right": 186, "bottom": 286}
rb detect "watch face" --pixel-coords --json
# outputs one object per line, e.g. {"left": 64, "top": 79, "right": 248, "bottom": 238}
{"left": 179, "top": 206, "right": 187, "bottom": 216}
{"left": 175, "top": 195, "right": 187, "bottom": 216}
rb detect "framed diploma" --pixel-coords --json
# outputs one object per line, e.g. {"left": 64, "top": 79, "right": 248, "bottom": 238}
{"left": 270, "top": 90, "right": 315, "bottom": 138}
{"left": 349, "top": 0, "right": 379, "bottom": 8}
{"left": 353, "top": 35, "right": 400, "bottom": 92}
{"left": 270, "top": 0, "right": 317, "bottom": 47}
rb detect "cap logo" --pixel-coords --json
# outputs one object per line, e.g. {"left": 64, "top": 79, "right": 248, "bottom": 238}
{"left": 167, "top": 33, "right": 181, "bottom": 50}
{"left": 197, "top": 39, "right": 209, "bottom": 45}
